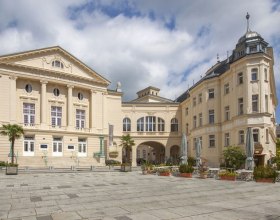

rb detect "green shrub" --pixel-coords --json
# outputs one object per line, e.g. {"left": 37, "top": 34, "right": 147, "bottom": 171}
{"left": 187, "top": 157, "right": 196, "bottom": 166}
{"left": 105, "top": 159, "right": 121, "bottom": 166}
{"left": 253, "top": 166, "right": 277, "bottom": 181}
{"left": 179, "top": 164, "right": 194, "bottom": 173}
{"left": 158, "top": 168, "right": 171, "bottom": 173}
{"left": 6, "top": 163, "right": 18, "bottom": 167}
{"left": 223, "top": 146, "right": 246, "bottom": 170}
{"left": 219, "top": 171, "right": 237, "bottom": 177}
{"left": 0, "top": 161, "right": 6, "bottom": 166}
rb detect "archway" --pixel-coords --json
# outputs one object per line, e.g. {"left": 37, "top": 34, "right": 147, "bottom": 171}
{"left": 170, "top": 145, "right": 180, "bottom": 165}
{"left": 136, "top": 141, "right": 165, "bottom": 165}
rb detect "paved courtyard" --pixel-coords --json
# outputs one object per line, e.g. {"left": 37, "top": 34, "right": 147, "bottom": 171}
{"left": 0, "top": 170, "right": 280, "bottom": 220}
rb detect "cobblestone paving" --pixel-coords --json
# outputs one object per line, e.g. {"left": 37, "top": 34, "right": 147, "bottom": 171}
{"left": 0, "top": 171, "right": 280, "bottom": 220}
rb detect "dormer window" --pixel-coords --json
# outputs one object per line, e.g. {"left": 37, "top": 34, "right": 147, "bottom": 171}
{"left": 249, "top": 46, "right": 257, "bottom": 53}
{"left": 52, "top": 60, "right": 64, "bottom": 69}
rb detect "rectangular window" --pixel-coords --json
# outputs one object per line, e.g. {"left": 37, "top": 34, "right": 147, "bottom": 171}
{"left": 23, "top": 136, "right": 35, "bottom": 156}
{"left": 158, "top": 118, "right": 165, "bottom": 132}
{"left": 198, "top": 93, "right": 202, "bottom": 103}
{"left": 78, "top": 138, "right": 87, "bottom": 156}
{"left": 193, "top": 116, "right": 197, "bottom": 128}
{"left": 250, "top": 46, "right": 257, "bottom": 53}
{"left": 146, "top": 116, "right": 156, "bottom": 132}
{"left": 193, "top": 97, "right": 196, "bottom": 106}
{"left": 264, "top": 68, "right": 268, "bottom": 81}
{"left": 253, "top": 129, "right": 259, "bottom": 143}
{"left": 208, "top": 89, "right": 215, "bottom": 99}
{"left": 238, "top": 72, "right": 243, "bottom": 84}
{"left": 199, "top": 113, "right": 202, "bottom": 127}
{"left": 23, "top": 103, "right": 35, "bottom": 126}
{"left": 209, "top": 135, "right": 215, "bottom": 148}
{"left": 225, "top": 106, "right": 230, "bottom": 121}
{"left": 251, "top": 68, "right": 258, "bottom": 81}
{"left": 238, "top": 98, "right": 244, "bottom": 115}
{"left": 266, "top": 129, "right": 269, "bottom": 143}
{"left": 51, "top": 106, "right": 62, "bottom": 127}
{"left": 209, "top": 109, "right": 214, "bottom": 124}
{"left": 53, "top": 137, "right": 63, "bottom": 156}
{"left": 252, "top": 95, "right": 259, "bottom": 112}
{"left": 76, "top": 109, "right": 85, "bottom": 129}
{"left": 224, "top": 83, "right": 229, "bottom": 95}
{"left": 137, "top": 118, "right": 144, "bottom": 132}
{"left": 225, "top": 133, "right": 230, "bottom": 147}
{"left": 185, "top": 107, "right": 188, "bottom": 116}
{"left": 239, "top": 130, "right": 244, "bottom": 144}
{"left": 265, "top": 95, "right": 268, "bottom": 112}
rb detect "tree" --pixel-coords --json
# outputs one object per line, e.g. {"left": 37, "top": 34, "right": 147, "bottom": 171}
{"left": 271, "top": 139, "right": 280, "bottom": 170}
{"left": 0, "top": 124, "right": 24, "bottom": 164}
{"left": 119, "top": 134, "right": 135, "bottom": 163}
{"left": 223, "top": 146, "right": 246, "bottom": 170}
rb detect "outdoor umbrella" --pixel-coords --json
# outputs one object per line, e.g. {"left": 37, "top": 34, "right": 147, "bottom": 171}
{"left": 245, "top": 127, "right": 254, "bottom": 170}
{"left": 180, "top": 133, "right": 188, "bottom": 164}
{"left": 195, "top": 139, "right": 201, "bottom": 167}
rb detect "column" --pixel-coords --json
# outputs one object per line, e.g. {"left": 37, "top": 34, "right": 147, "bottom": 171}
{"left": 90, "top": 90, "right": 95, "bottom": 130}
{"left": 40, "top": 81, "right": 48, "bottom": 126}
{"left": 9, "top": 76, "right": 17, "bottom": 123}
{"left": 131, "top": 146, "right": 137, "bottom": 167}
{"left": 67, "top": 85, "right": 74, "bottom": 129}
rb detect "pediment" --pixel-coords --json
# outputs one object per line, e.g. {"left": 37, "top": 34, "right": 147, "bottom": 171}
{"left": 0, "top": 46, "right": 110, "bottom": 85}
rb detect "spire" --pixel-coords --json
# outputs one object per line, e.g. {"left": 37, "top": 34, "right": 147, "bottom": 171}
{"left": 217, "top": 53, "right": 220, "bottom": 62}
{"left": 246, "top": 12, "right": 250, "bottom": 32}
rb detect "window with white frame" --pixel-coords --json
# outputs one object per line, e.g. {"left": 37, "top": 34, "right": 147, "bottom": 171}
{"left": 208, "top": 89, "right": 215, "bottom": 99}
{"left": 193, "top": 116, "right": 197, "bottom": 128}
{"left": 146, "top": 116, "right": 156, "bottom": 132}
{"left": 171, "top": 118, "right": 178, "bottom": 132}
{"left": 51, "top": 106, "right": 62, "bottom": 127}
{"left": 239, "top": 130, "right": 245, "bottom": 144}
{"left": 252, "top": 94, "right": 259, "bottom": 112}
{"left": 23, "top": 103, "right": 35, "bottom": 126}
{"left": 137, "top": 117, "right": 144, "bottom": 132}
{"left": 123, "top": 117, "right": 131, "bottom": 132}
{"left": 251, "top": 68, "right": 258, "bottom": 81}
{"left": 52, "top": 60, "right": 64, "bottom": 68}
{"left": 253, "top": 129, "right": 259, "bottom": 143}
{"left": 225, "top": 106, "right": 230, "bottom": 121}
{"left": 225, "top": 133, "right": 230, "bottom": 147}
{"left": 238, "top": 98, "right": 244, "bottom": 115}
{"left": 209, "top": 109, "right": 214, "bottom": 124}
{"left": 53, "top": 137, "right": 63, "bottom": 156}
{"left": 78, "top": 138, "right": 87, "bottom": 155}
{"left": 238, "top": 72, "right": 243, "bottom": 84}
{"left": 224, "top": 83, "right": 230, "bottom": 95}
{"left": 76, "top": 109, "right": 85, "bottom": 129}
{"left": 209, "top": 135, "right": 215, "bottom": 148}
{"left": 158, "top": 117, "right": 165, "bottom": 132}
{"left": 198, "top": 93, "right": 202, "bottom": 103}
{"left": 23, "top": 136, "right": 35, "bottom": 156}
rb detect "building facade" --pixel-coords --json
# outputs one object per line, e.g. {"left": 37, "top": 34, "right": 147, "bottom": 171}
{"left": 0, "top": 21, "right": 277, "bottom": 168}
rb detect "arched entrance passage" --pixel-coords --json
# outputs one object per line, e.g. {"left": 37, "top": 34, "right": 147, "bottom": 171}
{"left": 170, "top": 145, "right": 180, "bottom": 165}
{"left": 136, "top": 141, "right": 165, "bottom": 165}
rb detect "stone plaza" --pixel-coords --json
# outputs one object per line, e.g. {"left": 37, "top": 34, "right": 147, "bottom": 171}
{"left": 0, "top": 169, "right": 280, "bottom": 220}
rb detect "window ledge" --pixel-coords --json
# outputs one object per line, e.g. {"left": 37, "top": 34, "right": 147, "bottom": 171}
{"left": 250, "top": 80, "right": 259, "bottom": 83}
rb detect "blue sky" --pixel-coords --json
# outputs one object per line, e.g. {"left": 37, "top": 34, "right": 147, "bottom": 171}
{"left": 0, "top": 0, "right": 279, "bottom": 122}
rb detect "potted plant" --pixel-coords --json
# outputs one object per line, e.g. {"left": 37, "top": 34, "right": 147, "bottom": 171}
{"left": 253, "top": 166, "right": 277, "bottom": 183}
{"left": 6, "top": 163, "right": 18, "bottom": 175}
{"left": 120, "top": 163, "right": 132, "bottom": 172}
{"left": 199, "top": 163, "right": 208, "bottom": 179}
{"left": 158, "top": 167, "right": 171, "bottom": 176}
{"left": 179, "top": 164, "right": 194, "bottom": 178}
{"left": 119, "top": 134, "right": 135, "bottom": 165}
{"left": 219, "top": 170, "right": 237, "bottom": 181}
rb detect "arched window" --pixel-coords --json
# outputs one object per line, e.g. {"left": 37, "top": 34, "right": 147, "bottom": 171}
{"left": 137, "top": 117, "right": 144, "bottom": 132}
{"left": 171, "top": 118, "right": 178, "bottom": 132}
{"left": 123, "top": 117, "right": 131, "bottom": 132}
{"left": 52, "top": 60, "right": 64, "bottom": 69}
{"left": 158, "top": 117, "right": 165, "bottom": 132}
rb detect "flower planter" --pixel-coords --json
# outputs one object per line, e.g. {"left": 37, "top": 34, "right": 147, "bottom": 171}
{"left": 6, "top": 166, "right": 18, "bottom": 175}
{"left": 180, "top": 173, "right": 192, "bottom": 178}
{"left": 220, "top": 175, "right": 236, "bottom": 181}
{"left": 200, "top": 173, "right": 207, "bottom": 179}
{"left": 159, "top": 172, "right": 170, "bottom": 176}
{"left": 255, "top": 178, "right": 275, "bottom": 183}
{"left": 120, "top": 164, "right": 131, "bottom": 172}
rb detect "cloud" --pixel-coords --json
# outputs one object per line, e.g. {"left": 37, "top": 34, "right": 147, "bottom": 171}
{"left": 0, "top": 0, "right": 279, "bottom": 120}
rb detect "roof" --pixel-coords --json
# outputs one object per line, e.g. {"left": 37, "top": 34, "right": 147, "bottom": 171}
{"left": 136, "top": 86, "right": 160, "bottom": 95}
{"left": 129, "top": 94, "right": 176, "bottom": 103}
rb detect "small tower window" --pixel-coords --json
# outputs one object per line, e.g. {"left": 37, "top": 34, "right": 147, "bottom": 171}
{"left": 52, "top": 60, "right": 64, "bottom": 69}
{"left": 25, "top": 84, "right": 32, "bottom": 93}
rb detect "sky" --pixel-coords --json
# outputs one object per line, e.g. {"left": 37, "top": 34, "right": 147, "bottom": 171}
{"left": 0, "top": 0, "right": 280, "bottom": 122}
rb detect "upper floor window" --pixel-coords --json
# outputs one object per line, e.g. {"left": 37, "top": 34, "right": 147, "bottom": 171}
{"left": 225, "top": 106, "right": 230, "bottom": 121}
{"left": 146, "top": 116, "right": 156, "bottom": 132}
{"left": 264, "top": 68, "right": 268, "bottom": 81}
{"left": 239, "top": 130, "right": 245, "bottom": 144}
{"left": 23, "top": 103, "right": 35, "bottom": 125}
{"left": 224, "top": 83, "right": 229, "bottom": 95}
{"left": 209, "top": 135, "right": 215, "bottom": 148}
{"left": 265, "top": 95, "right": 268, "bottom": 112}
{"left": 251, "top": 68, "right": 258, "bottom": 81}
{"left": 249, "top": 46, "right": 257, "bottom": 53}
{"left": 76, "top": 109, "right": 85, "bottom": 129}
{"left": 123, "top": 117, "right": 131, "bottom": 132}
{"left": 53, "top": 88, "right": 60, "bottom": 97}
{"left": 51, "top": 106, "right": 62, "bottom": 127}
{"left": 238, "top": 98, "right": 244, "bottom": 115}
{"left": 186, "top": 123, "right": 189, "bottom": 134}
{"left": 158, "top": 118, "right": 165, "bottom": 132}
{"left": 193, "top": 97, "right": 196, "bottom": 106}
{"left": 252, "top": 94, "right": 259, "bottom": 112}
{"left": 78, "top": 92, "right": 83, "bottom": 100}
{"left": 137, "top": 117, "right": 144, "bottom": 132}
{"left": 208, "top": 89, "right": 215, "bottom": 99}
{"left": 199, "top": 113, "right": 202, "bottom": 127}
{"left": 171, "top": 118, "right": 178, "bottom": 132}
{"left": 209, "top": 109, "right": 215, "bottom": 124}
{"left": 193, "top": 116, "right": 197, "bottom": 128}
{"left": 25, "top": 84, "right": 32, "bottom": 93}
{"left": 185, "top": 108, "right": 188, "bottom": 116}
{"left": 238, "top": 72, "right": 243, "bottom": 84}
{"left": 253, "top": 129, "right": 259, "bottom": 143}
{"left": 52, "top": 60, "right": 64, "bottom": 69}
{"left": 198, "top": 93, "right": 202, "bottom": 103}
{"left": 225, "top": 133, "right": 230, "bottom": 147}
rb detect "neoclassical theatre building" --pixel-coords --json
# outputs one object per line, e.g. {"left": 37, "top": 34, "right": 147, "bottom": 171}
{"left": 0, "top": 22, "right": 277, "bottom": 168}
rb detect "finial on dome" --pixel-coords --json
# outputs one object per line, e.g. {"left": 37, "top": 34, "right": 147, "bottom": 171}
{"left": 246, "top": 12, "right": 250, "bottom": 32}
{"left": 116, "top": 81, "right": 122, "bottom": 92}
{"left": 217, "top": 53, "right": 220, "bottom": 62}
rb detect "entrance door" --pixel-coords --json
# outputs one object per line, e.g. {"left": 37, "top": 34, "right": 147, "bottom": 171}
{"left": 254, "top": 155, "right": 265, "bottom": 167}
{"left": 53, "top": 138, "right": 63, "bottom": 156}
{"left": 78, "top": 139, "right": 87, "bottom": 157}
{"left": 23, "top": 136, "right": 35, "bottom": 156}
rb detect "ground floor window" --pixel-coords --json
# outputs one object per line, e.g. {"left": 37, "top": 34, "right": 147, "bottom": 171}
{"left": 209, "top": 135, "right": 215, "bottom": 148}
{"left": 23, "top": 136, "right": 35, "bottom": 156}
{"left": 78, "top": 138, "right": 87, "bottom": 157}
{"left": 53, "top": 137, "right": 63, "bottom": 156}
